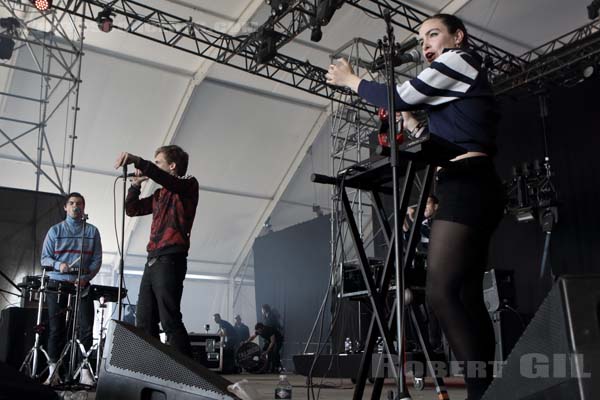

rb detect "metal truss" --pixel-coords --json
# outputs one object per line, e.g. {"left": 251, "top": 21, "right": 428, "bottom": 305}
{"left": 492, "top": 19, "right": 600, "bottom": 94}
{"left": 328, "top": 38, "right": 387, "bottom": 272}
{"left": 344, "top": 0, "right": 527, "bottom": 83}
{"left": 52, "top": 0, "right": 375, "bottom": 112}
{"left": 0, "top": 0, "right": 85, "bottom": 194}
{"left": 222, "top": 0, "right": 316, "bottom": 64}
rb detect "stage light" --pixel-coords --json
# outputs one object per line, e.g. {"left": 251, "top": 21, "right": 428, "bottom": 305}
{"left": 96, "top": 7, "right": 114, "bottom": 33}
{"left": 267, "top": 0, "right": 290, "bottom": 17}
{"left": 582, "top": 63, "right": 596, "bottom": 79}
{"left": 310, "top": 24, "right": 322, "bottom": 42}
{"left": 30, "top": 0, "right": 53, "bottom": 11}
{"left": 588, "top": 0, "right": 600, "bottom": 19}
{"left": 0, "top": 35, "right": 15, "bottom": 60}
{"left": 0, "top": 17, "right": 19, "bottom": 60}
{"left": 254, "top": 28, "right": 282, "bottom": 64}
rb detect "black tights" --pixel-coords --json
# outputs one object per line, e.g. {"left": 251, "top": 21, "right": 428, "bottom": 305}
{"left": 426, "top": 220, "right": 496, "bottom": 400}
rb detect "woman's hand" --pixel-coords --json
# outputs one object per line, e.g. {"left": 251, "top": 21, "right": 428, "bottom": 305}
{"left": 326, "top": 58, "right": 362, "bottom": 91}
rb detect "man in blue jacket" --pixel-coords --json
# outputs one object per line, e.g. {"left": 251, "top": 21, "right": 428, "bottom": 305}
{"left": 41, "top": 192, "right": 102, "bottom": 385}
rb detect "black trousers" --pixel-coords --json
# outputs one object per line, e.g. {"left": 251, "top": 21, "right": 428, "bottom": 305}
{"left": 136, "top": 253, "right": 193, "bottom": 357}
{"left": 46, "top": 282, "right": 94, "bottom": 364}
{"left": 262, "top": 341, "right": 283, "bottom": 372}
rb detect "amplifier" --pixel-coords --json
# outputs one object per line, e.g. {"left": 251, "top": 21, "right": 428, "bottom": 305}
{"left": 340, "top": 258, "right": 384, "bottom": 298}
{"left": 189, "top": 333, "right": 224, "bottom": 372}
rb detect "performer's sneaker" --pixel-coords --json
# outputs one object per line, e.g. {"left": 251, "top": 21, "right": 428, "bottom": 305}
{"left": 44, "top": 363, "right": 60, "bottom": 386}
{"left": 79, "top": 368, "right": 95, "bottom": 386}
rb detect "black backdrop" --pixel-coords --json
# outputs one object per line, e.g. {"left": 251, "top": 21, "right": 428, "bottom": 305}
{"left": 490, "top": 74, "right": 600, "bottom": 314}
{"left": 253, "top": 215, "right": 331, "bottom": 370}
{"left": 0, "top": 188, "right": 64, "bottom": 311}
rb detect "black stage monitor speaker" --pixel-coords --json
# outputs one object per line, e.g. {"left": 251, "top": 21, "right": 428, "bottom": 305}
{"left": 96, "top": 320, "right": 238, "bottom": 400}
{"left": 0, "top": 307, "right": 48, "bottom": 369}
{"left": 0, "top": 361, "right": 59, "bottom": 400}
{"left": 482, "top": 275, "right": 600, "bottom": 400}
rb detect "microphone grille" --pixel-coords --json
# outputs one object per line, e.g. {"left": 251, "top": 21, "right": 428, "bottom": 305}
{"left": 408, "top": 49, "right": 422, "bottom": 63}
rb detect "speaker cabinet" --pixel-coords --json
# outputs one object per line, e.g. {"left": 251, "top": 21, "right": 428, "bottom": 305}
{"left": 0, "top": 361, "right": 58, "bottom": 400}
{"left": 0, "top": 307, "right": 48, "bottom": 369}
{"left": 96, "top": 320, "right": 237, "bottom": 400}
{"left": 482, "top": 275, "right": 600, "bottom": 400}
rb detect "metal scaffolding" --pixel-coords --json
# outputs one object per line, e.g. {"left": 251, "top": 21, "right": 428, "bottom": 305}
{"left": 0, "top": 0, "right": 86, "bottom": 194}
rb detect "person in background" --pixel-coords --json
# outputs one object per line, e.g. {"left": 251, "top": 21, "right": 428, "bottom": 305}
{"left": 234, "top": 314, "right": 250, "bottom": 342}
{"left": 246, "top": 323, "right": 284, "bottom": 373}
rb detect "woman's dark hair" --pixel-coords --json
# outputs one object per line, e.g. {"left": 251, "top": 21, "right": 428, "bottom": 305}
{"left": 427, "top": 13, "right": 469, "bottom": 48}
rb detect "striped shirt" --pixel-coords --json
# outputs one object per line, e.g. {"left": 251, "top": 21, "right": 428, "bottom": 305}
{"left": 358, "top": 48, "right": 499, "bottom": 154}
{"left": 41, "top": 216, "right": 103, "bottom": 282}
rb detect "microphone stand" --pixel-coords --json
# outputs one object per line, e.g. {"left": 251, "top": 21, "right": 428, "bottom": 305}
{"left": 117, "top": 165, "right": 127, "bottom": 321}
{"left": 382, "top": 12, "right": 410, "bottom": 400}
{"left": 67, "top": 211, "right": 88, "bottom": 383}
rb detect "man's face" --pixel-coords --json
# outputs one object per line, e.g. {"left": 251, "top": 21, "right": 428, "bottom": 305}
{"left": 64, "top": 196, "right": 85, "bottom": 219}
{"left": 214, "top": 315, "right": 221, "bottom": 323}
{"left": 424, "top": 197, "right": 438, "bottom": 218}
{"left": 154, "top": 152, "right": 176, "bottom": 175}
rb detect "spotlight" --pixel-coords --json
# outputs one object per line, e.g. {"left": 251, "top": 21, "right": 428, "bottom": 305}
{"left": 582, "top": 63, "right": 596, "bottom": 79}
{"left": 254, "top": 28, "right": 282, "bottom": 64}
{"left": 316, "top": 0, "right": 343, "bottom": 26}
{"left": 588, "top": 0, "right": 600, "bottom": 19}
{"left": 30, "top": 0, "right": 53, "bottom": 11}
{"left": 0, "top": 35, "right": 15, "bottom": 60}
{"left": 0, "top": 17, "right": 20, "bottom": 60}
{"left": 310, "top": 24, "right": 322, "bottom": 42}
{"left": 267, "top": 0, "right": 290, "bottom": 16}
{"left": 96, "top": 7, "right": 114, "bottom": 33}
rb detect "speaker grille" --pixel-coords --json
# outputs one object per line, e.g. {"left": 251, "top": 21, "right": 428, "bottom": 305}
{"left": 107, "top": 322, "right": 233, "bottom": 398}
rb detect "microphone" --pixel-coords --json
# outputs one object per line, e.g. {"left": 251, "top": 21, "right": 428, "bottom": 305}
{"left": 370, "top": 49, "right": 422, "bottom": 71}
{"left": 73, "top": 207, "right": 81, "bottom": 214}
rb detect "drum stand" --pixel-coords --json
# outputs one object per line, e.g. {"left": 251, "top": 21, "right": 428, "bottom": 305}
{"left": 20, "top": 268, "right": 51, "bottom": 379}
{"left": 91, "top": 295, "right": 109, "bottom": 379}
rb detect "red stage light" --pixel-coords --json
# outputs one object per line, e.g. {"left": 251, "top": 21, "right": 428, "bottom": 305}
{"left": 31, "top": 0, "right": 52, "bottom": 12}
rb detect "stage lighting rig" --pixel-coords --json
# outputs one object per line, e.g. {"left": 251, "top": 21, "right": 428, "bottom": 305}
{"left": 316, "top": 0, "right": 343, "bottom": 26}
{"left": 266, "top": 0, "right": 291, "bottom": 17}
{"left": 505, "top": 157, "right": 558, "bottom": 232}
{"left": 254, "top": 27, "right": 284, "bottom": 64}
{"left": 0, "top": 17, "right": 20, "bottom": 60}
{"left": 30, "top": 0, "right": 52, "bottom": 12}
{"left": 97, "top": 7, "right": 115, "bottom": 33}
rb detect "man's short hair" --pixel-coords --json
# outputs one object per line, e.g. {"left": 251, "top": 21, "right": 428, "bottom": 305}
{"left": 234, "top": 315, "right": 241, "bottom": 320}
{"left": 255, "top": 323, "right": 265, "bottom": 330}
{"left": 64, "top": 192, "right": 85, "bottom": 206}
{"left": 261, "top": 304, "right": 271, "bottom": 313}
{"left": 155, "top": 145, "right": 189, "bottom": 176}
{"left": 213, "top": 313, "right": 221, "bottom": 318}
{"left": 428, "top": 194, "right": 439, "bottom": 204}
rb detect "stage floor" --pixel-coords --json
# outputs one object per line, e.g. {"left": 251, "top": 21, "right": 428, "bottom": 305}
{"left": 58, "top": 373, "right": 467, "bottom": 400}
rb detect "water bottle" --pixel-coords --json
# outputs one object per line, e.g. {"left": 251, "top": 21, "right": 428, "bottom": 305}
{"left": 275, "top": 375, "right": 292, "bottom": 399}
{"left": 376, "top": 336, "right": 384, "bottom": 353}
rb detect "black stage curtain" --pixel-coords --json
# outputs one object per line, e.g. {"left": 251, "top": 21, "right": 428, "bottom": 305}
{"left": 253, "top": 215, "right": 331, "bottom": 370}
{"left": 491, "top": 74, "right": 600, "bottom": 314}
{"left": 0, "top": 188, "right": 64, "bottom": 311}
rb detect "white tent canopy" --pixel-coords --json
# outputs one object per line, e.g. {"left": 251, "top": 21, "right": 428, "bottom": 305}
{"left": 0, "top": 0, "right": 594, "bottom": 332}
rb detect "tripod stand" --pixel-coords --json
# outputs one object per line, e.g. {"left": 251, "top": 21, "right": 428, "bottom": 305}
{"left": 20, "top": 268, "right": 51, "bottom": 379}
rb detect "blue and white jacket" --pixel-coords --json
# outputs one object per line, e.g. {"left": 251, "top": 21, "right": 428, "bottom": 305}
{"left": 358, "top": 48, "right": 499, "bottom": 154}
{"left": 41, "top": 215, "right": 103, "bottom": 283}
